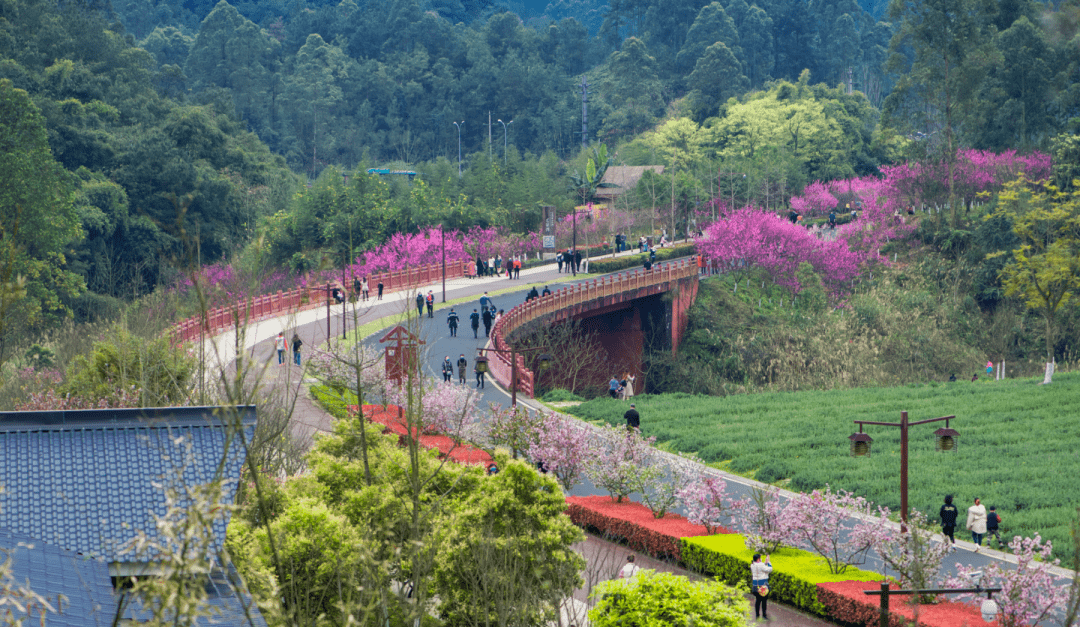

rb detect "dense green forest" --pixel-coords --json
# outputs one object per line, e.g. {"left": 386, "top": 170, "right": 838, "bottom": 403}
{"left": 3, "top": 0, "right": 1080, "bottom": 368}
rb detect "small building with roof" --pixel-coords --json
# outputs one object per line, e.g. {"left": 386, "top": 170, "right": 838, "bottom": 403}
{"left": 595, "top": 165, "right": 665, "bottom": 206}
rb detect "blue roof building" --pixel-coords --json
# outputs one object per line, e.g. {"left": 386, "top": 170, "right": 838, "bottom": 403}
{"left": 0, "top": 406, "right": 264, "bottom": 626}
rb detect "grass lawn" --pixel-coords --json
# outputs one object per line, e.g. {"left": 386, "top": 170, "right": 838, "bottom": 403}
{"left": 566, "top": 372, "right": 1080, "bottom": 558}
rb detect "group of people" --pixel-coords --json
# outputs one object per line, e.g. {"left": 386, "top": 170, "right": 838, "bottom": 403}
{"left": 440, "top": 353, "right": 488, "bottom": 388}
{"left": 607, "top": 373, "right": 636, "bottom": 400}
{"left": 274, "top": 331, "right": 303, "bottom": 366}
{"left": 555, "top": 249, "right": 582, "bottom": 274}
{"left": 415, "top": 290, "right": 435, "bottom": 318}
{"left": 940, "top": 494, "right": 1003, "bottom": 552}
{"left": 474, "top": 255, "right": 524, "bottom": 278}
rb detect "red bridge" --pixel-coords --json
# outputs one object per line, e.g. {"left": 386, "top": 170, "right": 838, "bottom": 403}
{"left": 488, "top": 259, "right": 700, "bottom": 399}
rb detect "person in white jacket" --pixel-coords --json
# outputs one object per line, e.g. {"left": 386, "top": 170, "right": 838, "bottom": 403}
{"left": 619, "top": 554, "right": 640, "bottom": 579}
{"left": 966, "top": 497, "right": 988, "bottom": 552}
{"left": 751, "top": 553, "right": 773, "bottom": 620}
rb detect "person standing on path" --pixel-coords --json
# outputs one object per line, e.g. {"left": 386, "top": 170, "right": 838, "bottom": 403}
{"left": 574, "top": 249, "right": 582, "bottom": 273}
{"left": 482, "top": 307, "right": 493, "bottom": 337}
{"left": 624, "top": 404, "right": 640, "bottom": 431}
{"left": 986, "top": 506, "right": 1003, "bottom": 548}
{"left": 353, "top": 277, "right": 362, "bottom": 301}
{"left": 446, "top": 308, "right": 459, "bottom": 337}
{"left": 609, "top": 376, "right": 621, "bottom": 399}
{"left": 361, "top": 277, "right": 369, "bottom": 301}
{"left": 966, "top": 497, "right": 988, "bottom": 551}
{"left": 457, "top": 354, "right": 468, "bottom": 384}
{"left": 291, "top": 333, "right": 303, "bottom": 366}
{"left": 556, "top": 251, "right": 563, "bottom": 273}
{"left": 275, "top": 332, "right": 287, "bottom": 365}
{"left": 377, "top": 279, "right": 384, "bottom": 300}
{"left": 415, "top": 292, "right": 425, "bottom": 319}
{"left": 751, "top": 554, "right": 773, "bottom": 620}
{"left": 619, "top": 555, "right": 640, "bottom": 579}
{"left": 442, "top": 356, "right": 453, "bottom": 382}
{"left": 514, "top": 257, "right": 521, "bottom": 279}
{"left": 469, "top": 309, "right": 480, "bottom": 338}
{"left": 940, "top": 494, "right": 958, "bottom": 550}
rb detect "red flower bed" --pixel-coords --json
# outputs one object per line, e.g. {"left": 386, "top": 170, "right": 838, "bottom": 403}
{"left": 565, "top": 495, "right": 730, "bottom": 561}
{"left": 817, "top": 581, "right": 998, "bottom": 627}
{"left": 357, "top": 404, "right": 493, "bottom": 466}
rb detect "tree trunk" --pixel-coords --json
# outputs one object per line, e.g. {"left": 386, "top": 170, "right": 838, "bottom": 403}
{"left": 1044, "top": 311, "right": 1055, "bottom": 384}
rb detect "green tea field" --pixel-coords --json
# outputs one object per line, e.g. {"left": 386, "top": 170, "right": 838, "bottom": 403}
{"left": 567, "top": 372, "right": 1080, "bottom": 557}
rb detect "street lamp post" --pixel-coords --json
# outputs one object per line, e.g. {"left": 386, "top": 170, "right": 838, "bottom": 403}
{"left": 850, "top": 411, "right": 958, "bottom": 526}
{"left": 497, "top": 119, "right": 513, "bottom": 165}
{"left": 452, "top": 120, "right": 464, "bottom": 178}
{"left": 441, "top": 226, "right": 446, "bottom": 303}
{"left": 474, "top": 346, "right": 553, "bottom": 406}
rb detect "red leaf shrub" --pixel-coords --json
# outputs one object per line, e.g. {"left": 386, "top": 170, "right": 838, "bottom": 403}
{"left": 817, "top": 581, "right": 997, "bottom": 627}
{"left": 565, "top": 495, "right": 730, "bottom": 561}
{"left": 360, "top": 404, "right": 493, "bottom": 466}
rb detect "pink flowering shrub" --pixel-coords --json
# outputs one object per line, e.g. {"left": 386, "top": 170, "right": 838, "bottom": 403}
{"left": 677, "top": 477, "right": 740, "bottom": 534}
{"left": 781, "top": 486, "right": 889, "bottom": 575}
{"left": 586, "top": 425, "right": 662, "bottom": 503}
{"left": 528, "top": 412, "right": 595, "bottom": 491}
{"left": 790, "top": 181, "right": 838, "bottom": 217}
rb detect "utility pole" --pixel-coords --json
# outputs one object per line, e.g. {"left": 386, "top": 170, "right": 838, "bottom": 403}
{"left": 581, "top": 75, "right": 588, "bottom": 149}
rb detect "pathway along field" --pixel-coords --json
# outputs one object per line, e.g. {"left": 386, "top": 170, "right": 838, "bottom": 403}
{"left": 566, "top": 372, "right": 1080, "bottom": 559}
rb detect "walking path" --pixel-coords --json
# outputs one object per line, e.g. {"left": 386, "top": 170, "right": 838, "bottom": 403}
{"left": 203, "top": 247, "right": 1072, "bottom": 626}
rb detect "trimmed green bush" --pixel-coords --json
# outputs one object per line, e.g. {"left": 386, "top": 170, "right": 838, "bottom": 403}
{"left": 587, "top": 242, "right": 696, "bottom": 274}
{"left": 681, "top": 534, "right": 883, "bottom": 616}
{"left": 541, "top": 388, "right": 585, "bottom": 402}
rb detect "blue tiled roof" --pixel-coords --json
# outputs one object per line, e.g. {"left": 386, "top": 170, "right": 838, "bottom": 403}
{"left": 0, "top": 406, "right": 256, "bottom": 563}
{"left": 0, "top": 528, "right": 115, "bottom": 627}
{"left": 121, "top": 564, "right": 268, "bottom": 627}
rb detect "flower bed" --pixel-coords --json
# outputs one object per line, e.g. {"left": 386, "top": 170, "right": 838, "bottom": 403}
{"left": 565, "top": 495, "right": 727, "bottom": 560}
{"left": 361, "top": 404, "right": 494, "bottom": 465}
{"left": 817, "top": 580, "right": 996, "bottom": 627}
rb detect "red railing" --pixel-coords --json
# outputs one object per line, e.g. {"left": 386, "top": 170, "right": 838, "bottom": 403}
{"left": 488, "top": 259, "right": 698, "bottom": 398}
{"left": 172, "top": 260, "right": 473, "bottom": 344}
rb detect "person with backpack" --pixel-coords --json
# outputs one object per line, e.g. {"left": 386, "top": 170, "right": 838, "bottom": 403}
{"left": 940, "top": 494, "right": 959, "bottom": 551}
{"left": 482, "top": 307, "right": 494, "bottom": 337}
{"left": 415, "top": 292, "right": 425, "bottom": 318}
{"left": 986, "top": 506, "right": 1003, "bottom": 549}
{"left": 456, "top": 354, "right": 468, "bottom": 384}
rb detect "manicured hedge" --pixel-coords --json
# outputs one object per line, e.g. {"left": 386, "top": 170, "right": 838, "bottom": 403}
{"left": 681, "top": 534, "right": 884, "bottom": 616}
{"left": 587, "top": 242, "right": 697, "bottom": 274}
{"left": 565, "top": 495, "right": 726, "bottom": 560}
{"left": 817, "top": 581, "right": 995, "bottom": 627}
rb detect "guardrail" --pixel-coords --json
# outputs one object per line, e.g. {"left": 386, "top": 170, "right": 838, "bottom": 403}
{"left": 172, "top": 260, "right": 473, "bottom": 343}
{"left": 488, "top": 259, "right": 698, "bottom": 398}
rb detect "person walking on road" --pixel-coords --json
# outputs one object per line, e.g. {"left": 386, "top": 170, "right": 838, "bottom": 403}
{"left": 556, "top": 251, "right": 563, "bottom": 273}
{"left": 354, "top": 277, "right": 362, "bottom": 301}
{"left": 377, "top": 279, "right": 384, "bottom": 300}
{"left": 475, "top": 361, "right": 485, "bottom": 389}
{"left": 291, "top": 333, "right": 303, "bottom": 366}
{"left": 624, "top": 404, "right": 640, "bottom": 431}
{"left": 275, "top": 332, "right": 287, "bottom": 365}
{"left": 940, "top": 494, "right": 958, "bottom": 551}
{"left": 526, "top": 286, "right": 539, "bottom": 302}
{"left": 480, "top": 291, "right": 491, "bottom": 311}
{"left": 442, "top": 356, "right": 453, "bottom": 383}
{"left": 457, "top": 354, "right": 468, "bottom": 384}
{"left": 619, "top": 555, "right": 640, "bottom": 579}
{"left": 542, "top": 285, "right": 551, "bottom": 297}
{"left": 514, "top": 257, "right": 521, "bottom": 279}
{"left": 482, "top": 307, "right": 494, "bottom": 337}
{"left": 415, "top": 292, "right": 425, "bottom": 319}
{"left": 426, "top": 291, "right": 435, "bottom": 318}
{"left": 361, "top": 277, "right": 369, "bottom": 301}
{"left": 967, "top": 497, "right": 988, "bottom": 552}
{"left": 751, "top": 554, "right": 773, "bottom": 620}
{"left": 446, "top": 308, "right": 459, "bottom": 337}
{"left": 469, "top": 309, "right": 481, "bottom": 338}
{"left": 574, "top": 249, "right": 582, "bottom": 273}
{"left": 986, "top": 506, "right": 1003, "bottom": 548}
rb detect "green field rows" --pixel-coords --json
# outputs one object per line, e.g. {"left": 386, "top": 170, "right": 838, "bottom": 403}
{"left": 566, "top": 372, "right": 1080, "bottom": 557}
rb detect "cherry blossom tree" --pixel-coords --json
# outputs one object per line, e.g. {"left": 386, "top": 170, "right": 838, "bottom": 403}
{"left": 873, "top": 510, "right": 952, "bottom": 594}
{"left": 586, "top": 425, "right": 662, "bottom": 503}
{"left": 486, "top": 403, "right": 545, "bottom": 459}
{"left": 732, "top": 486, "right": 789, "bottom": 554}
{"left": 948, "top": 534, "right": 1069, "bottom": 627}
{"left": 677, "top": 477, "right": 739, "bottom": 534}
{"left": 528, "top": 411, "right": 595, "bottom": 492}
{"left": 781, "top": 486, "right": 889, "bottom": 574}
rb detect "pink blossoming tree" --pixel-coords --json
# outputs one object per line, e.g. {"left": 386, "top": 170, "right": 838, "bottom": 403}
{"left": 677, "top": 477, "right": 739, "bottom": 534}
{"left": 781, "top": 486, "right": 889, "bottom": 574}
{"left": 528, "top": 411, "right": 595, "bottom": 492}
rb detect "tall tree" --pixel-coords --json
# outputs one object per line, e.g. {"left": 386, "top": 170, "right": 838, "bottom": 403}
{"left": 687, "top": 42, "right": 748, "bottom": 120}
{"left": 676, "top": 2, "right": 741, "bottom": 75}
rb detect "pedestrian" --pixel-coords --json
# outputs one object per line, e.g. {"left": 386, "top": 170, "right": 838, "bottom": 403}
{"left": 361, "top": 276, "right": 369, "bottom": 301}
{"left": 514, "top": 257, "right": 521, "bottom": 279}
{"left": 619, "top": 554, "right": 640, "bottom": 579}
{"left": 541, "top": 285, "right": 551, "bottom": 297}
{"left": 643, "top": 257, "right": 652, "bottom": 271}
{"left": 457, "top": 354, "right": 468, "bottom": 384}
{"left": 940, "top": 494, "right": 958, "bottom": 550}
{"left": 426, "top": 290, "right": 434, "bottom": 318}
{"left": 415, "top": 292, "right": 425, "bottom": 319}
{"left": 442, "top": 356, "right": 453, "bottom": 382}
{"left": 986, "top": 360, "right": 994, "bottom": 376}
{"left": 482, "top": 307, "right": 493, "bottom": 337}
{"left": 495, "top": 254, "right": 502, "bottom": 276}
{"left": 556, "top": 251, "right": 563, "bottom": 273}
{"left": 623, "top": 372, "right": 635, "bottom": 400}
{"left": 488, "top": 256, "right": 495, "bottom": 277}
{"left": 332, "top": 286, "right": 344, "bottom": 304}
{"left": 986, "top": 506, "right": 1002, "bottom": 548}
{"left": 526, "top": 286, "right": 539, "bottom": 302}
{"left": 494, "top": 308, "right": 502, "bottom": 324}
{"left": 470, "top": 308, "right": 480, "bottom": 338}
{"left": 608, "top": 375, "right": 621, "bottom": 399}
{"left": 507, "top": 257, "right": 514, "bottom": 280}
{"left": 353, "top": 277, "right": 362, "bottom": 301}
{"left": 475, "top": 361, "right": 485, "bottom": 389}
{"left": 574, "top": 249, "right": 582, "bottom": 273}
{"left": 275, "top": 332, "right": 286, "bottom": 365}
{"left": 828, "top": 210, "right": 837, "bottom": 229}
{"left": 697, "top": 253, "right": 704, "bottom": 275}
{"left": 971, "top": 373, "right": 979, "bottom": 382}
{"left": 750, "top": 553, "right": 773, "bottom": 620}
{"left": 966, "top": 497, "right": 988, "bottom": 552}
{"left": 446, "top": 308, "right": 459, "bottom": 337}
{"left": 476, "top": 256, "right": 484, "bottom": 277}
{"left": 291, "top": 333, "right": 303, "bottom": 366}
{"left": 377, "top": 279, "right": 384, "bottom": 300}
{"left": 480, "top": 291, "right": 491, "bottom": 311}
{"left": 624, "top": 403, "right": 640, "bottom": 431}
{"left": 649, "top": 247, "right": 656, "bottom": 263}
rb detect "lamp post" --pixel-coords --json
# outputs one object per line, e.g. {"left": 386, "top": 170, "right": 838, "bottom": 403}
{"left": 850, "top": 411, "right": 958, "bottom": 527}
{"left": 474, "top": 346, "right": 553, "bottom": 406}
{"left": 441, "top": 225, "right": 446, "bottom": 303}
{"left": 453, "top": 120, "right": 464, "bottom": 178}
{"left": 497, "top": 119, "right": 513, "bottom": 165}
{"left": 865, "top": 582, "right": 1000, "bottom": 627}
{"left": 572, "top": 206, "right": 578, "bottom": 276}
